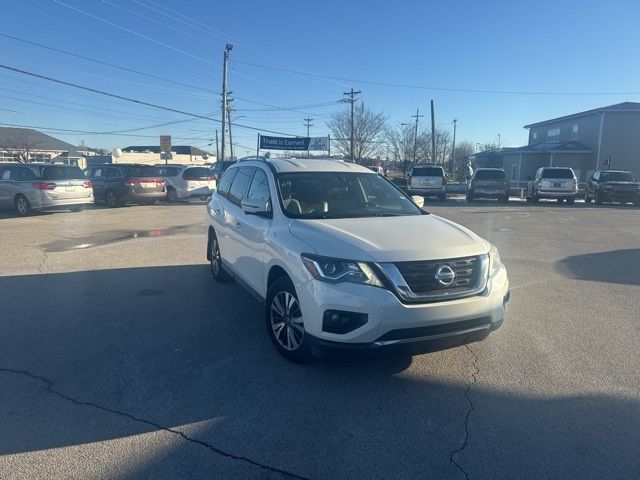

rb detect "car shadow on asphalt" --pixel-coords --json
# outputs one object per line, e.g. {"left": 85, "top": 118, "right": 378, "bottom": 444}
{"left": 556, "top": 248, "right": 640, "bottom": 286}
{"left": 0, "top": 264, "right": 639, "bottom": 478}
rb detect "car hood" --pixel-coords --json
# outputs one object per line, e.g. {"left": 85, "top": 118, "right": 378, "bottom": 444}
{"left": 289, "top": 214, "right": 489, "bottom": 263}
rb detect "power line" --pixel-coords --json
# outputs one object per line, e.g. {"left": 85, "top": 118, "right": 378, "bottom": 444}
{"left": 0, "top": 63, "right": 296, "bottom": 137}
{"left": 234, "top": 60, "right": 640, "bottom": 96}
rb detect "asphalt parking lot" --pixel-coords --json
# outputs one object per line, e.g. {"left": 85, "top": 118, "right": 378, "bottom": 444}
{"left": 1, "top": 199, "right": 639, "bottom": 480}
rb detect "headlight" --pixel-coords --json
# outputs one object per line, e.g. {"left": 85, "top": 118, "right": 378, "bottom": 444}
{"left": 301, "top": 254, "right": 383, "bottom": 287}
{"left": 488, "top": 244, "right": 503, "bottom": 277}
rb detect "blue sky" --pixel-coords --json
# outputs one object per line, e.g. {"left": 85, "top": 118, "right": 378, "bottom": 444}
{"left": 2, "top": 0, "right": 640, "bottom": 156}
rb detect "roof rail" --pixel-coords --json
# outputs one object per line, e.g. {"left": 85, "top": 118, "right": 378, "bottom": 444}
{"left": 238, "top": 155, "right": 268, "bottom": 162}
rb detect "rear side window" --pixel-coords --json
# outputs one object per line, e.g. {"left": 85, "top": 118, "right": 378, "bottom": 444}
{"left": 42, "top": 166, "right": 85, "bottom": 180}
{"left": 216, "top": 168, "right": 238, "bottom": 197}
{"left": 541, "top": 168, "right": 574, "bottom": 179}
{"left": 227, "top": 167, "right": 255, "bottom": 206}
{"left": 12, "top": 167, "right": 36, "bottom": 181}
{"left": 599, "top": 171, "right": 637, "bottom": 182}
{"left": 183, "top": 167, "right": 212, "bottom": 179}
{"left": 412, "top": 166, "right": 443, "bottom": 177}
{"left": 475, "top": 169, "right": 505, "bottom": 180}
{"left": 127, "top": 166, "right": 159, "bottom": 177}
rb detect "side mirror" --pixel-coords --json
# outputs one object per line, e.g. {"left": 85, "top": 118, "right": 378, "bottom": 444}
{"left": 241, "top": 198, "right": 272, "bottom": 218}
{"left": 411, "top": 195, "right": 425, "bottom": 208}
{"left": 526, "top": 176, "right": 532, "bottom": 181}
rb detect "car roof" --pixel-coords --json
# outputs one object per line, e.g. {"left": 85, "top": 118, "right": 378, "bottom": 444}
{"left": 476, "top": 167, "right": 504, "bottom": 170}
{"left": 412, "top": 164, "right": 443, "bottom": 168}
{"left": 233, "top": 158, "right": 373, "bottom": 174}
{"left": 541, "top": 166, "right": 573, "bottom": 169}
{"left": 599, "top": 169, "right": 631, "bottom": 173}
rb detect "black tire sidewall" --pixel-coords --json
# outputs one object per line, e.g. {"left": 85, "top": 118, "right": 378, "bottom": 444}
{"left": 265, "top": 277, "right": 312, "bottom": 363}
{"left": 209, "top": 231, "right": 230, "bottom": 282}
{"left": 15, "top": 195, "right": 31, "bottom": 216}
{"left": 105, "top": 190, "right": 118, "bottom": 208}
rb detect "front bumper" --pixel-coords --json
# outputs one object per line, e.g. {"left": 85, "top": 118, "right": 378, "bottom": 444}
{"left": 599, "top": 190, "right": 639, "bottom": 203}
{"left": 295, "top": 265, "right": 509, "bottom": 359}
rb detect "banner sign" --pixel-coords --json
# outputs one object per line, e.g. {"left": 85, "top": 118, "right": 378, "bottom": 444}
{"left": 259, "top": 135, "right": 329, "bottom": 151}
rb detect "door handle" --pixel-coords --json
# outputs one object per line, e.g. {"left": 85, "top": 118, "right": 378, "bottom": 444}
{"left": 235, "top": 222, "right": 243, "bottom": 230}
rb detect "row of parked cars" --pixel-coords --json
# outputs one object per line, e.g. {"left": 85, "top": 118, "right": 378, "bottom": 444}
{"left": 406, "top": 164, "right": 640, "bottom": 205}
{"left": 0, "top": 161, "right": 226, "bottom": 216}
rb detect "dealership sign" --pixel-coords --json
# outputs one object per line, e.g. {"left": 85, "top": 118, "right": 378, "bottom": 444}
{"left": 259, "top": 135, "right": 329, "bottom": 151}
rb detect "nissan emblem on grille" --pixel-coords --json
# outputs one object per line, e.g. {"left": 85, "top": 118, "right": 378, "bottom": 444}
{"left": 435, "top": 265, "right": 456, "bottom": 286}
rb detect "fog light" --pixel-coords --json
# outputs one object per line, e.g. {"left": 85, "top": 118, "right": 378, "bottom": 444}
{"left": 322, "top": 310, "right": 368, "bottom": 334}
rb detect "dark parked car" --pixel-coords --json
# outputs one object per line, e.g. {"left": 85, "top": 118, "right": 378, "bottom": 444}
{"left": 467, "top": 168, "right": 509, "bottom": 203}
{"left": 210, "top": 161, "right": 236, "bottom": 183}
{"left": 85, "top": 164, "right": 166, "bottom": 207}
{"left": 585, "top": 169, "right": 640, "bottom": 205}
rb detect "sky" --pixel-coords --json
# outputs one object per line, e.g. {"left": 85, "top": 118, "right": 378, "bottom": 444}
{"left": 1, "top": 0, "right": 640, "bottom": 157}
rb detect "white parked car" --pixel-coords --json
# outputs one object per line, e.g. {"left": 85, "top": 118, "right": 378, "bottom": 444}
{"left": 156, "top": 164, "right": 217, "bottom": 202}
{"left": 206, "top": 158, "right": 509, "bottom": 362}
{"left": 408, "top": 164, "right": 447, "bottom": 200}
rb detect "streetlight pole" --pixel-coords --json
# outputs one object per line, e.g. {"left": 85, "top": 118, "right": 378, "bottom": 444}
{"left": 497, "top": 133, "right": 501, "bottom": 150}
{"left": 220, "top": 44, "right": 232, "bottom": 161}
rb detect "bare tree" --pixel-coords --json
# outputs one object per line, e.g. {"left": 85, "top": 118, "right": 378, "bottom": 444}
{"left": 327, "top": 102, "right": 387, "bottom": 163}
{"left": 0, "top": 131, "right": 46, "bottom": 162}
{"left": 450, "top": 140, "right": 476, "bottom": 173}
{"left": 385, "top": 123, "right": 415, "bottom": 176}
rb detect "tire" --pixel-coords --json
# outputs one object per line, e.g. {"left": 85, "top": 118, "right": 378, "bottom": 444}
{"left": 566, "top": 197, "right": 575, "bottom": 205}
{"left": 167, "top": 188, "right": 178, "bottom": 203}
{"left": 105, "top": 189, "right": 120, "bottom": 208}
{"left": 69, "top": 206, "right": 83, "bottom": 212}
{"left": 209, "top": 230, "right": 231, "bottom": 283}
{"left": 14, "top": 194, "right": 32, "bottom": 217}
{"left": 266, "top": 276, "right": 311, "bottom": 363}
{"left": 584, "top": 193, "right": 592, "bottom": 204}
{"left": 595, "top": 191, "right": 603, "bottom": 205}
{"left": 500, "top": 195, "right": 509, "bottom": 203}
{"left": 438, "top": 193, "right": 447, "bottom": 202}
{"left": 466, "top": 194, "right": 474, "bottom": 203}
{"left": 557, "top": 198, "right": 563, "bottom": 204}
{"left": 531, "top": 195, "right": 539, "bottom": 204}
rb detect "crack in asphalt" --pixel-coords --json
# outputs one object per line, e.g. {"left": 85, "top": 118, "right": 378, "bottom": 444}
{"left": 449, "top": 345, "right": 480, "bottom": 480}
{"left": 35, "top": 245, "right": 49, "bottom": 275}
{"left": 0, "top": 367, "right": 310, "bottom": 480}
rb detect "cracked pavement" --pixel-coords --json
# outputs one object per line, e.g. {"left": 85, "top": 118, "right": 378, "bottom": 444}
{"left": 1, "top": 202, "right": 639, "bottom": 479}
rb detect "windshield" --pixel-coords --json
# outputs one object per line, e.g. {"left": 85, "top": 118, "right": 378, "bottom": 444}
{"left": 41, "top": 166, "right": 85, "bottom": 180}
{"left": 475, "top": 169, "right": 505, "bottom": 180}
{"left": 542, "top": 169, "right": 574, "bottom": 179}
{"left": 600, "top": 171, "right": 637, "bottom": 182}
{"left": 276, "top": 172, "right": 422, "bottom": 218}
{"left": 183, "top": 167, "right": 212, "bottom": 178}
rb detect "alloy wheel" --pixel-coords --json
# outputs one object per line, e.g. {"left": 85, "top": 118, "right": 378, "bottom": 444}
{"left": 16, "top": 197, "right": 28, "bottom": 216}
{"left": 270, "top": 291, "right": 304, "bottom": 351}
{"left": 210, "top": 237, "right": 221, "bottom": 275}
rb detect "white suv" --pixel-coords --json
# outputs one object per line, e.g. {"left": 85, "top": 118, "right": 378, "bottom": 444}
{"left": 206, "top": 158, "right": 509, "bottom": 362}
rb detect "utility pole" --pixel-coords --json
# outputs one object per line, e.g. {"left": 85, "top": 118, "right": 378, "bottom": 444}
{"left": 227, "top": 105, "right": 234, "bottom": 161}
{"left": 215, "top": 129, "right": 219, "bottom": 161}
{"left": 343, "top": 88, "right": 361, "bottom": 163}
{"left": 411, "top": 109, "right": 423, "bottom": 164}
{"left": 497, "top": 133, "right": 501, "bottom": 150}
{"left": 220, "top": 44, "right": 232, "bottom": 161}
{"left": 303, "top": 117, "right": 314, "bottom": 158}
{"left": 430, "top": 100, "right": 436, "bottom": 165}
{"left": 451, "top": 119, "right": 457, "bottom": 174}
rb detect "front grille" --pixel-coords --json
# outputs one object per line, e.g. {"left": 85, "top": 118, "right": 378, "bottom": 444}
{"left": 376, "top": 316, "right": 492, "bottom": 342}
{"left": 394, "top": 255, "right": 483, "bottom": 296}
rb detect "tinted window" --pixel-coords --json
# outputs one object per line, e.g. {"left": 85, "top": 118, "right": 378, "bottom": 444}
{"left": 13, "top": 167, "right": 36, "bottom": 181}
{"left": 412, "top": 166, "right": 443, "bottom": 177}
{"left": 599, "top": 171, "right": 637, "bottom": 182}
{"left": 541, "top": 168, "right": 574, "bottom": 179}
{"left": 246, "top": 169, "right": 271, "bottom": 205}
{"left": 183, "top": 167, "right": 212, "bottom": 179}
{"left": 475, "top": 169, "right": 505, "bottom": 180}
{"left": 126, "top": 166, "right": 159, "bottom": 177}
{"left": 105, "top": 168, "right": 123, "bottom": 178}
{"left": 42, "top": 166, "right": 84, "bottom": 180}
{"left": 216, "top": 168, "right": 237, "bottom": 197}
{"left": 227, "top": 167, "right": 255, "bottom": 206}
{"left": 156, "top": 167, "right": 181, "bottom": 177}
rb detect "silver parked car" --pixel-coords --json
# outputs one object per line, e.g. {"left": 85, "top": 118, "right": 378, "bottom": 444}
{"left": 0, "top": 163, "right": 94, "bottom": 216}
